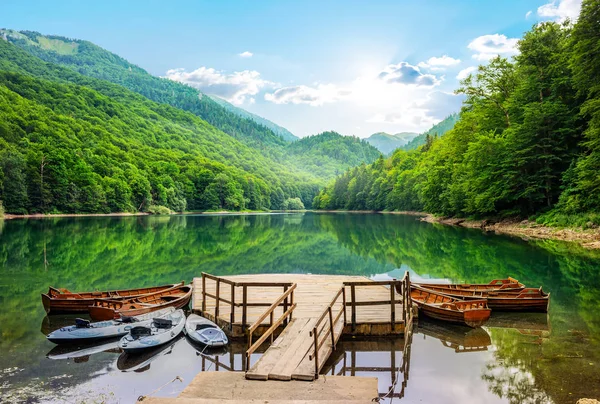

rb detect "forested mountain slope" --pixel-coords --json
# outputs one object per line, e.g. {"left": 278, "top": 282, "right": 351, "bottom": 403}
{"left": 2, "top": 29, "right": 375, "bottom": 182}
{"left": 0, "top": 39, "right": 320, "bottom": 214}
{"left": 315, "top": 6, "right": 600, "bottom": 228}
{"left": 287, "top": 131, "right": 381, "bottom": 178}
{"left": 1, "top": 29, "right": 289, "bottom": 150}
{"left": 366, "top": 132, "right": 418, "bottom": 154}
{"left": 208, "top": 95, "right": 298, "bottom": 142}
{"left": 400, "top": 114, "right": 459, "bottom": 151}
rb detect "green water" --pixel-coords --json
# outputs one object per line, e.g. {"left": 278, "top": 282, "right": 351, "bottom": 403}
{"left": 0, "top": 213, "right": 599, "bottom": 403}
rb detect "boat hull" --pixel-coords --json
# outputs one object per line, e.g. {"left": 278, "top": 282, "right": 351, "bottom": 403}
{"left": 41, "top": 283, "right": 182, "bottom": 314}
{"left": 89, "top": 286, "right": 192, "bottom": 321}
{"left": 416, "top": 302, "right": 492, "bottom": 328}
{"left": 184, "top": 314, "right": 229, "bottom": 347}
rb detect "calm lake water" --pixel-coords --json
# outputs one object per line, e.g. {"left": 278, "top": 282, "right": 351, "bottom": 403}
{"left": 0, "top": 212, "right": 599, "bottom": 403}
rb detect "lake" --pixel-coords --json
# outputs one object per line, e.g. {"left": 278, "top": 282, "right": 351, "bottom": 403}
{"left": 0, "top": 212, "right": 599, "bottom": 403}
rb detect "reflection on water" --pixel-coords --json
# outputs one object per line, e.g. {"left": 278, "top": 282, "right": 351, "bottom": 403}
{"left": 1, "top": 213, "right": 600, "bottom": 403}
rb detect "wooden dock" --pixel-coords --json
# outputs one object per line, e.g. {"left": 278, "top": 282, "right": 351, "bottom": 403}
{"left": 142, "top": 371, "right": 379, "bottom": 404}
{"left": 191, "top": 272, "right": 413, "bottom": 382}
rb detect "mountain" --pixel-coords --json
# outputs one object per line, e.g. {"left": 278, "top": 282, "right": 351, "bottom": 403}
{"left": 0, "top": 29, "right": 289, "bottom": 150}
{"left": 287, "top": 132, "right": 381, "bottom": 179}
{"left": 208, "top": 95, "right": 298, "bottom": 142}
{"left": 366, "top": 132, "right": 418, "bottom": 154}
{"left": 2, "top": 29, "right": 384, "bottom": 181}
{"left": 400, "top": 113, "right": 459, "bottom": 151}
{"left": 0, "top": 37, "right": 320, "bottom": 213}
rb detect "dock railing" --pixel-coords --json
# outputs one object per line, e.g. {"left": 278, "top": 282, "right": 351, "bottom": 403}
{"left": 246, "top": 284, "right": 297, "bottom": 363}
{"left": 308, "top": 286, "right": 346, "bottom": 379}
{"left": 344, "top": 271, "right": 412, "bottom": 332}
{"left": 201, "top": 272, "right": 294, "bottom": 330}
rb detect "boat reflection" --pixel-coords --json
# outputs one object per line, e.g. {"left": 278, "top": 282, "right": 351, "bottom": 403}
{"left": 116, "top": 335, "right": 184, "bottom": 372}
{"left": 416, "top": 318, "right": 492, "bottom": 353}
{"left": 486, "top": 311, "right": 550, "bottom": 339}
{"left": 46, "top": 338, "right": 121, "bottom": 362}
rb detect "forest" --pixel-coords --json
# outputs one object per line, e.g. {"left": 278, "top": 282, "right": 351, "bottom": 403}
{"left": 315, "top": 1, "right": 600, "bottom": 227}
{"left": 0, "top": 36, "right": 379, "bottom": 214}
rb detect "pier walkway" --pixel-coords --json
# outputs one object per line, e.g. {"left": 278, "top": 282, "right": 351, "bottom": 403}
{"left": 191, "top": 272, "right": 413, "bottom": 382}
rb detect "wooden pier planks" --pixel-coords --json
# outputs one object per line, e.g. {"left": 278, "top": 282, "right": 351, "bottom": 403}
{"left": 192, "top": 273, "right": 411, "bottom": 381}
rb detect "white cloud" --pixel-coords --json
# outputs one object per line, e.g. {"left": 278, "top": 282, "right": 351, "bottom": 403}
{"left": 456, "top": 66, "right": 477, "bottom": 80}
{"left": 418, "top": 55, "right": 461, "bottom": 70}
{"left": 537, "top": 0, "right": 582, "bottom": 22}
{"left": 525, "top": 10, "right": 533, "bottom": 19}
{"left": 413, "top": 91, "right": 465, "bottom": 120}
{"left": 239, "top": 51, "right": 253, "bottom": 58}
{"left": 467, "top": 34, "right": 519, "bottom": 61}
{"left": 378, "top": 62, "right": 441, "bottom": 87}
{"left": 265, "top": 84, "right": 351, "bottom": 106}
{"left": 164, "top": 67, "right": 272, "bottom": 105}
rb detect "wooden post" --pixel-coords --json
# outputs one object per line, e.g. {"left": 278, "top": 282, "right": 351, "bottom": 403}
{"left": 201, "top": 274, "right": 206, "bottom": 314}
{"left": 230, "top": 283, "right": 235, "bottom": 325}
{"left": 290, "top": 289, "right": 294, "bottom": 321}
{"left": 390, "top": 281, "right": 396, "bottom": 331}
{"left": 270, "top": 311, "right": 274, "bottom": 343}
{"left": 313, "top": 326, "right": 319, "bottom": 379}
{"left": 242, "top": 285, "right": 248, "bottom": 331}
{"left": 342, "top": 287, "right": 347, "bottom": 325}
{"left": 351, "top": 284, "right": 356, "bottom": 332}
{"left": 328, "top": 306, "right": 335, "bottom": 349}
{"left": 283, "top": 285, "right": 288, "bottom": 326}
{"left": 215, "top": 278, "right": 221, "bottom": 319}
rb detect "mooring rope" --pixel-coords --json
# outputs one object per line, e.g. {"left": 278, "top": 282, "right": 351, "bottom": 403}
{"left": 137, "top": 376, "right": 183, "bottom": 401}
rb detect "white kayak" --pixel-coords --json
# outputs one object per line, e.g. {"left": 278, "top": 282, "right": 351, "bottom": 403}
{"left": 184, "top": 314, "right": 228, "bottom": 347}
{"left": 118, "top": 309, "right": 185, "bottom": 353}
{"left": 46, "top": 307, "right": 175, "bottom": 344}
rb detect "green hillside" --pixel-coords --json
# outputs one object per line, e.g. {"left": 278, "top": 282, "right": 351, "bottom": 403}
{"left": 0, "top": 39, "right": 320, "bottom": 213}
{"left": 400, "top": 113, "right": 459, "bottom": 151}
{"left": 287, "top": 131, "right": 381, "bottom": 179}
{"left": 366, "top": 131, "right": 418, "bottom": 154}
{"left": 208, "top": 95, "right": 298, "bottom": 142}
{"left": 1, "top": 29, "right": 289, "bottom": 150}
{"left": 2, "top": 29, "right": 379, "bottom": 184}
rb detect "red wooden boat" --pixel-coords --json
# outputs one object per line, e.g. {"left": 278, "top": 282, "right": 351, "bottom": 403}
{"left": 416, "top": 285, "right": 550, "bottom": 312}
{"left": 415, "top": 277, "right": 525, "bottom": 292}
{"left": 410, "top": 285, "right": 491, "bottom": 328}
{"left": 88, "top": 285, "right": 192, "bottom": 321}
{"left": 41, "top": 282, "right": 183, "bottom": 314}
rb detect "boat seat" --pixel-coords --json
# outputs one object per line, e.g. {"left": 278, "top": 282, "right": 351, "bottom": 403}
{"left": 117, "top": 316, "right": 137, "bottom": 323}
{"left": 153, "top": 318, "right": 173, "bottom": 329}
{"left": 130, "top": 326, "right": 152, "bottom": 339}
{"left": 196, "top": 324, "right": 214, "bottom": 331}
{"left": 75, "top": 318, "right": 91, "bottom": 328}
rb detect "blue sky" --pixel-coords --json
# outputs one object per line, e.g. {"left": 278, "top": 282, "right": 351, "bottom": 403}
{"left": 2, "top": 0, "right": 582, "bottom": 138}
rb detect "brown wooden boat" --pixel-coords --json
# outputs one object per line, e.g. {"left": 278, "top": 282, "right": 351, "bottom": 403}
{"left": 41, "top": 282, "right": 184, "bottom": 314}
{"left": 415, "top": 285, "right": 550, "bottom": 312}
{"left": 88, "top": 285, "right": 192, "bottom": 321}
{"left": 415, "top": 277, "right": 525, "bottom": 292}
{"left": 410, "top": 285, "right": 491, "bottom": 328}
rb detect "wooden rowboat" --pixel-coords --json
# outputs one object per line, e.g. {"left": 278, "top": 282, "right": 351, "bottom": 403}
{"left": 41, "top": 282, "right": 183, "bottom": 314}
{"left": 88, "top": 285, "right": 192, "bottom": 321}
{"left": 415, "top": 285, "right": 550, "bottom": 312}
{"left": 415, "top": 277, "right": 525, "bottom": 292}
{"left": 410, "top": 285, "right": 491, "bottom": 328}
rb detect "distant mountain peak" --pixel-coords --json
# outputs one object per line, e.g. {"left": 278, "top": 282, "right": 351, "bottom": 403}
{"left": 366, "top": 131, "right": 419, "bottom": 154}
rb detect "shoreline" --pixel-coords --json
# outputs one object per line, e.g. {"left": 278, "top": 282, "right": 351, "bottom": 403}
{"left": 421, "top": 214, "right": 600, "bottom": 250}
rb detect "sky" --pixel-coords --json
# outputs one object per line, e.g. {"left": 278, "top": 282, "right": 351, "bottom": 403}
{"left": 1, "top": 0, "right": 583, "bottom": 138}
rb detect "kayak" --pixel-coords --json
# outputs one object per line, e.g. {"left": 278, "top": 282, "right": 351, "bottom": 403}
{"left": 184, "top": 314, "right": 229, "bottom": 347}
{"left": 41, "top": 282, "right": 183, "bottom": 314}
{"left": 46, "top": 307, "right": 175, "bottom": 344}
{"left": 118, "top": 309, "right": 185, "bottom": 353}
